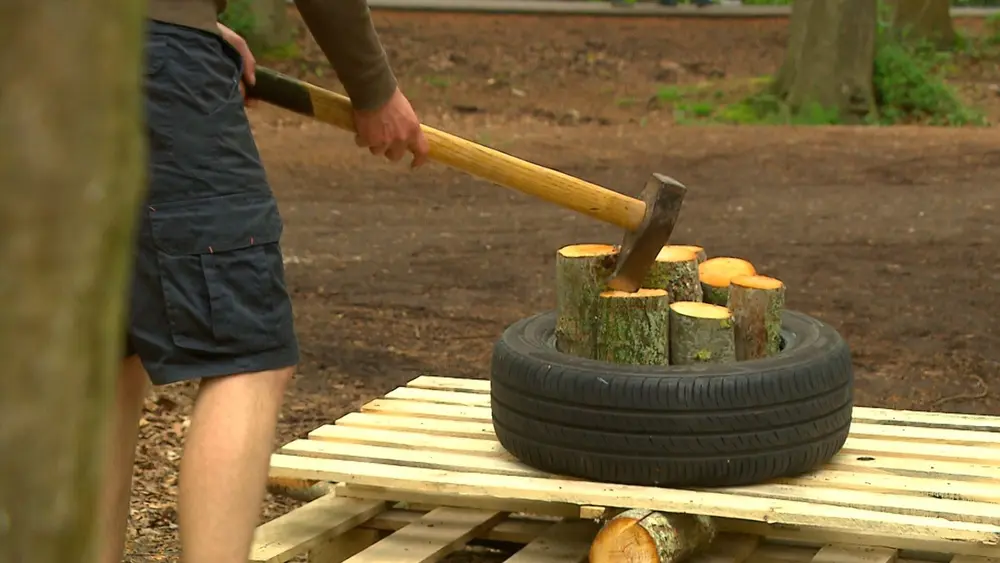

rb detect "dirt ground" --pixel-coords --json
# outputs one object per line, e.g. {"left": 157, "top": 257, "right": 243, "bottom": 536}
{"left": 124, "top": 11, "right": 1000, "bottom": 561}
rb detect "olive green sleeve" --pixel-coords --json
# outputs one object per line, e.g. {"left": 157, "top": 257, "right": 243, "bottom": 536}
{"left": 292, "top": 0, "right": 399, "bottom": 111}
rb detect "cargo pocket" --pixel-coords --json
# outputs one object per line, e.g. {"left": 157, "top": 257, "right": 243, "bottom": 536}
{"left": 148, "top": 193, "right": 287, "bottom": 356}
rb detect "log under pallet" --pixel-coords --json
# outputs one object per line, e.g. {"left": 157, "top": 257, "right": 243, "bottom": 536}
{"left": 260, "top": 376, "right": 1000, "bottom": 562}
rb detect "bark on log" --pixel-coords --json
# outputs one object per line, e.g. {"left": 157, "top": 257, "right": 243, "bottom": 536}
{"left": 698, "top": 257, "right": 756, "bottom": 306}
{"left": 555, "top": 244, "right": 618, "bottom": 358}
{"left": 642, "top": 247, "right": 703, "bottom": 303}
{"left": 594, "top": 289, "right": 671, "bottom": 366}
{"left": 668, "top": 302, "right": 737, "bottom": 366}
{"left": 729, "top": 275, "right": 786, "bottom": 361}
{"left": 0, "top": 1, "right": 146, "bottom": 561}
{"left": 663, "top": 244, "right": 707, "bottom": 264}
{"left": 589, "top": 509, "right": 717, "bottom": 563}
{"left": 771, "top": 0, "right": 878, "bottom": 123}
{"left": 267, "top": 476, "right": 336, "bottom": 502}
{"left": 884, "top": 0, "right": 957, "bottom": 51}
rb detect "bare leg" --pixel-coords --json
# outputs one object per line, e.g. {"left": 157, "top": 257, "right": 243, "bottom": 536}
{"left": 98, "top": 354, "right": 150, "bottom": 563}
{"left": 177, "top": 366, "right": 295, "bottom": 563}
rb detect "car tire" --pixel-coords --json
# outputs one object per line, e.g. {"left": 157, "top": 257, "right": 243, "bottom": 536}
{"left": 489, "top": 309, "right": 854, "bottom": 487}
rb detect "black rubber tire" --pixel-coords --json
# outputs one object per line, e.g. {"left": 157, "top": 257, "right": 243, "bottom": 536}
{"left": 489, "top": 309, "right": 854, "bottom": 487}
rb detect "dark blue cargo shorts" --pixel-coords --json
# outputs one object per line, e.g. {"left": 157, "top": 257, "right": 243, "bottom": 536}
{"left": 126, "top": 19, "right": 299, "bottom": 385}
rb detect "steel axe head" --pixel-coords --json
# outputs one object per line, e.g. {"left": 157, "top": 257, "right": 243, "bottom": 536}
{"left": 606, "top": 173, "right": 688, "bottom": 293}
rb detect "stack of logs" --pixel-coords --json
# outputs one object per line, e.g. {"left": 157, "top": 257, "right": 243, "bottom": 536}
{"left": 555, "top": 243, "right": 786, "bottom": 367}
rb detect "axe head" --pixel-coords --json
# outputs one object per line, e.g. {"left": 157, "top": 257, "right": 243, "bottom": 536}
{"left": 606, "top": 173, "right": 687, "bottom": 293}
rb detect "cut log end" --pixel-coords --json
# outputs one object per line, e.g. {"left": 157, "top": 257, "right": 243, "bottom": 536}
{"left": 644, "top": 247, "right": 702, "bottom": 303}
{"left": 669, "top": 301, "right": 736, "bottom": 365}
{"left": 590, "top": 509, "right": 717, "bottom": 563}
{"left": 732, "top": 274, "right": 784, "bottom": 291}
{"left": 558, "top": 243, "right": 618, "bottom": 258}
{"left": 698, "top": 257, "right": 757, "bottom": 305}
{"left": 729, "top": 274, "right": 786, "bottom": 361}
{"left": 664, "top": 244, "right": 707, "bottom": 263}
{"left": 595, "top": 288, "right": 670, "bottom": 366}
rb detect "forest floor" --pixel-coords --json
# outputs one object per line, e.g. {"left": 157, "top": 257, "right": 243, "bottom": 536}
{"left": 124, "top": 10, "right": 1000, "bottom": 561}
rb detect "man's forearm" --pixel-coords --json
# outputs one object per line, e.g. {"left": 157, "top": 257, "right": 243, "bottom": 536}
{"left": 293, "top": 0, "right": 398, "bottom": 111}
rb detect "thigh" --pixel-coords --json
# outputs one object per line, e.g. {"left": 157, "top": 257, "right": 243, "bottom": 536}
{"left": 127, "top": 20, "right": 299, "bottom": 386}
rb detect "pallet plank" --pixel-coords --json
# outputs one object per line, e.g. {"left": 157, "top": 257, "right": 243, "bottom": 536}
{"left": 268, "top": 455, "right": 1000, "bottom": 548}
{"left": 308, "top": 424, "right": 505, "bottom": 456}
{"left": 810, "top": 544, "right": 898, "bottom": 563}
{"left": 502, "top": 520, "right": 598, "bottom": 563}
{"left": 249, "top": 495, "right": 387, "bottom": 563}
{"left": 407, "top": 375, "right": 490, "bottom": 393}
{"left": 360, "top": 398, "right": 491, "bottom": 422}
{"left": 363, "top": 509, "right": 554, "bottom": 544}
{"left": 341, "top": 507, "right": 505, "bottom": 563}
{"left": 336, "top": 483, "right": 584, "bottom": 518}
{"left": 950, "top": 556, "right": 1000, "bottom": 563}
{"left": 335, "top": 412, "right": 495, "bottom": 439}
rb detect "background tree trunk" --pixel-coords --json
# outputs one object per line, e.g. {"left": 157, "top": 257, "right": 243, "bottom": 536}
{"left": 884, "top": 0, "right": 957, "bottom": 50}
{"left": 0, "top": 1, "right": 147, "bottom": 561}
{"left": 771, "top": 0, "right": 878, "bottom": 123}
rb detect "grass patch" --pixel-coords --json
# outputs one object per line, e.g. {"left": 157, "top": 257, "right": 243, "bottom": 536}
{"left": 667, "top": 3, "right": 990, "bottom": 126}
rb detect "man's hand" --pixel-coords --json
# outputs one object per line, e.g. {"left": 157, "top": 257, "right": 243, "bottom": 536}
{"left": 217, "top": 22, "right": 256, "bottom": 106}
{"left": 353, "top": 89, "right": 430, "bottom": 168}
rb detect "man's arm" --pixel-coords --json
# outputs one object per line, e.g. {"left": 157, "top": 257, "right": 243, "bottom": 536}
{"left": 293, "top": 0, "right": 398, "bottom": 112}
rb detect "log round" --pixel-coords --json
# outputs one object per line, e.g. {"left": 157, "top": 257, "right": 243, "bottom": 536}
{"left": 589, "top": 508, "right": 717, "bottom": 563}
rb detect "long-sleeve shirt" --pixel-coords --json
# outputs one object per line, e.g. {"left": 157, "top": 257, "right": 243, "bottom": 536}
{"left": 147, "top": 0, "right": 398, "bottom": 111}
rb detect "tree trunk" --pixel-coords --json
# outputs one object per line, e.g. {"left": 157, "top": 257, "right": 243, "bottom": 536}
{"left": 555, "top": 244, "right": 617, "bottom": 358}
{"left": 771, "top": 0, "right": 878, "bottom": 123}
{"left": 589, "top": 509, "right": 717, "bottom": 563}
{"left": 642, "top": 247, "right": 703, "bottom": 303}
{"left": 729, "top": 275, "right": 786, "bottom": 361}
{"left": 885, "top": 0, "right": 957, "bottom": 51}
{"left": 0, "top": 1, "right": 146, "bottom": 561}
{"left": 668, "top": 302, "right": 736, "bottom": 366}
{"left": 594, "top": 289, "right": 671, "bottom": 366}
{"left": 698, "top": 257, "right": 756, "bottom": 306}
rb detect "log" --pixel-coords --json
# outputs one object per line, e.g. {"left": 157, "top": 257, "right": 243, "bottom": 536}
{"left": 641, "top": 247, "right": 703, "bottom": 303}
{"left": 594, "top": 288, "right": 671, "bottom": 366}
{"left": 267, "top": 476, "right": 336, "bottom": 502}
{"left": 729, "top": 275, "right": 786, "bottom": 361}
{"left": 589, "top": 509, "right": 717, "bottom": 563}
{"left": 555, "top": 243, "right": 618, "bottom": 358}
{"left": 664, "top": 244, "right": 707, "bottom": 264}
{"left": 668, "top": 301, "right": 736, "bottom": 365}
{"left": 698, "top": 256, "right": 756, "bottom": 306}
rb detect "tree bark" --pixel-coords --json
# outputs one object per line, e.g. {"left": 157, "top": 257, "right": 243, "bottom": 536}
{"left": 0, "top": 1, "right": 146, "bottom": 561}
{"left": 555, "top": 244, "right": 617, "bottom": 358}
{"left": 589, "top": 509, "right": 717, "bottom": 563}
{"left": 668, "top": 302, "right": 736, "bottom": 366}
{"left": 885, "top": 0, "right": 957, "bottom": 51}
{"left": 771, "top": 0, "right": 878, "bottom": 123}
{"left": 729, "top": 275, "right": 786, "bottom": 361}
{"left": 698, "top": 257, "right": 756, "bottom": 306}
{"left": 642, "top": 247, "right": 703, "bottom": 303}
{"left": 594, "top": 289, "right": 671, "bottom": 366}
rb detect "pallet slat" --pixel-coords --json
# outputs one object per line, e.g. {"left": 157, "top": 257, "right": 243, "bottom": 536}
{"left": 501, "top": 520, "right": 598, "bottom": 563}
{"left": 269, "top": 376, "right": 1000, "bottom": 560}
{"left": 268, "top": 454, "right": 1000, "bottom": 548}
{"left": 249, "top": 495, "right": 386, "bottom": 563}
{"left": 342, "top": 507, "right": 505, "bottom": 563}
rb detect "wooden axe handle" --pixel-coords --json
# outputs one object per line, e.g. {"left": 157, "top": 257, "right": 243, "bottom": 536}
{"left": 247, "top": 66, "right": 646, "bottom": 231}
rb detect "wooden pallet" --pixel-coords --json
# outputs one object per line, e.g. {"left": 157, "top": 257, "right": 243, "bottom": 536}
{"left": 249, "top": 496, "right": 1000, "bottom": 563}
{"left": 267, "top": 376, "right": 1000, "bottom": 559}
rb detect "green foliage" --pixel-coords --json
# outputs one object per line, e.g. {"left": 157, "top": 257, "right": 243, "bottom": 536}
{"left": 218, "top": 0, "right": 257, "bottom": 40}
{"left": 678, "top": 0, "right": 989, "bottom": 127}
